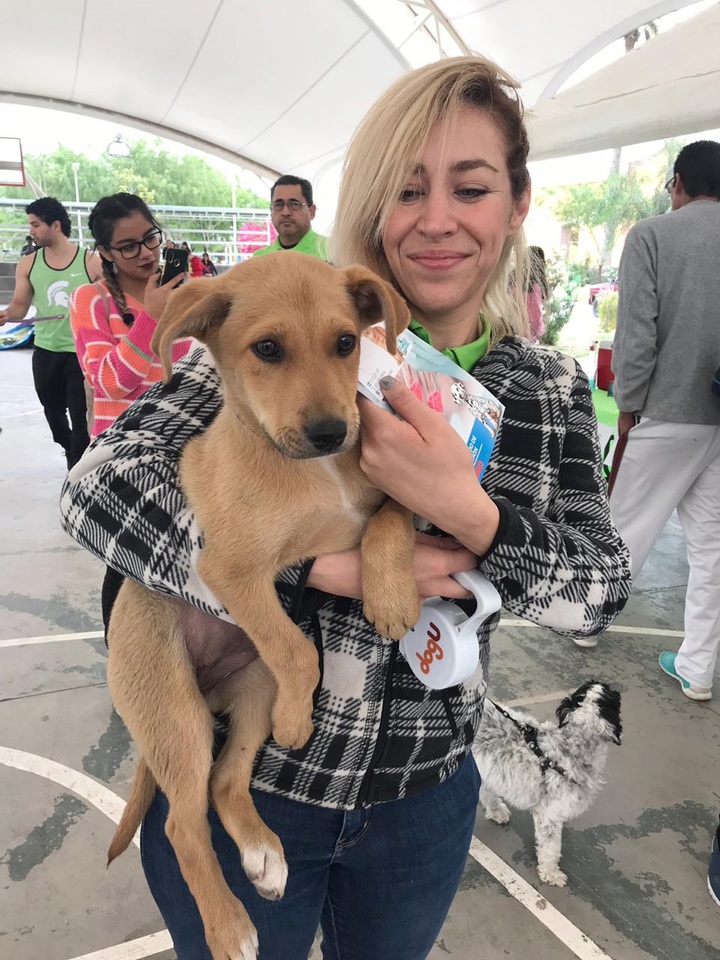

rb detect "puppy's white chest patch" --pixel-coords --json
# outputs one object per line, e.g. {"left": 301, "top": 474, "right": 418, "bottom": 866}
{"left": 320, "top": 459, "right": 367, "bottom": 528}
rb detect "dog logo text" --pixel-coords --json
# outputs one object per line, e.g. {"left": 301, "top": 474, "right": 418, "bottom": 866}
{"left": 415, "top": 621, "right": 444, "bottom": 674}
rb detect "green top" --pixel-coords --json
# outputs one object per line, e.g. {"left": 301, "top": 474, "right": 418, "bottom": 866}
{"left": 28, "top": 247, "right": 91, "bottom": 352}
{"left": 408, "top": 316, "right": 490, "bottom": 374}
{"left": 252, "top": 228, "right": 329, "bottom": 261}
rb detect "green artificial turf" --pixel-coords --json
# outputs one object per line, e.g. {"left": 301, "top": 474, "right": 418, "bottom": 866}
{"left": 592, "top": 387, "right": 618, "bottom": 427}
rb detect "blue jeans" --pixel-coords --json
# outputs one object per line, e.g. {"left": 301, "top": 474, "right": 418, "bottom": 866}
{"left": 140, "top": 753, "right": 480, "bottom": 960}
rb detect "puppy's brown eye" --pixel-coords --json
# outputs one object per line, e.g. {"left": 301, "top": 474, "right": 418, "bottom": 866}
{"left": 337, "top": 334, "right": 356, "bottom": 356}
{"left": 252, "top": 340, "right": 282, "bottom": 362}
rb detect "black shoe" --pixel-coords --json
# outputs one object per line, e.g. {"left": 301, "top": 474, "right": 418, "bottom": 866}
{"left": 709, "top": 816, "right": 720, "bottom": 907}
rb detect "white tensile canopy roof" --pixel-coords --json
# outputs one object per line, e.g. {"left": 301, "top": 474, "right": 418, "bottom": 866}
{"left": 1, "top": 0, "right": 717, "bottom": 195}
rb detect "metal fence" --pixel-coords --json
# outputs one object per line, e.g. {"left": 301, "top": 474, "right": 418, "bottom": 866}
{"left": 0, "top": 199, "right": 275, "bottom": 263}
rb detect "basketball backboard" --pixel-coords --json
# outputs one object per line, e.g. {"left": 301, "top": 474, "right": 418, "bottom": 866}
{"left": 0, "top": 138, "right": 25, "bottom": 187}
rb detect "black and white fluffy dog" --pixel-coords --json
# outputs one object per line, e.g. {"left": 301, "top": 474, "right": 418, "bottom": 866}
{"left": 473, "top": 681, "right": 622, "bottom": 887}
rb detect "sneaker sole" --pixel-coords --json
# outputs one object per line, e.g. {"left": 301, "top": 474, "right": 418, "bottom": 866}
{"left": 708, "top": 875, "right": 720, "bottom": 908}
{"left": 572, "top": 636, "right": 598, "bottom": 649}
{"left": 659, "top": 658, "right": 712, "bottom": 700}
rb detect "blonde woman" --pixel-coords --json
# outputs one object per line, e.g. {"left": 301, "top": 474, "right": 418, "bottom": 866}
{"left": 62, "top": 57, "right": 631, "bottom": 960}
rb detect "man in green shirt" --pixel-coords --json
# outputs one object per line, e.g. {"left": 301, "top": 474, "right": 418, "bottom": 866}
{"left": 253, "top": 175, "right": 329, "bottom": 260}
{"left": 0, "top": 197, "right": 102, "bottom": 469}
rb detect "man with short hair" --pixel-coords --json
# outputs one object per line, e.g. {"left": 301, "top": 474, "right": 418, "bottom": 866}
{"left": 610, "top": 140, "right": 720, "bottom": 702}
{"left": 253, "top": 175, "right": 329, "bottom": 259}
{"left": 0, "top": 197, "right": 102, "bottom": 469}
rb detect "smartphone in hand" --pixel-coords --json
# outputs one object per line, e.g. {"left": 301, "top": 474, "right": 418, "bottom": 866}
{"left": 161, "top": 248, "right": 189, "bottom": 285}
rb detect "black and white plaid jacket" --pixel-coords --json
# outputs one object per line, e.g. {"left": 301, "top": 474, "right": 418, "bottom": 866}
{"left": 60, "top": 338, "right": 631, "bottom": 810}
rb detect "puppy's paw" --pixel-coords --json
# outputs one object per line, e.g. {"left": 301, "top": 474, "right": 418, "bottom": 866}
{"left": 364, "top": 591, "right": 421, "bottom": 641}
{"left": 206, "top": 901, "right": 258, "bottom": 960}
{"left": 537, "top": 865, "right": 567, "bottom": 887}
{"left": 242, "top": 844, "right": 288, "bottom": 901}
{"left": 271, "top": 703, "right": 314, "bottom": 751}
{"left": 485, "top": 800, "right": 511, "bottom": 825}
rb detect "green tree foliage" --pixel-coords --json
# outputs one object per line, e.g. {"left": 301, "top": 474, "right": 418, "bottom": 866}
{"left": 540, "top": 254, "right": 582, "bottom": 347}
{"left": 551, "top": 169, "right": 666, "bottom": 275}
{"left": 0, "top": 140, "right": 269, "bottom": 255}
{"left": 598, "top": 291, "right": 619, "bottom": 334}
{"left": 1, "top": 140, "right": 267, "bottom": 209}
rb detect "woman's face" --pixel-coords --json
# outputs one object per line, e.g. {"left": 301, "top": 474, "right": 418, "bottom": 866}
{"left": 102, "top": 211, "right": 161, "bottom": 283}
{"left": 382, "top": 107, "right": 529, "bottom": 334}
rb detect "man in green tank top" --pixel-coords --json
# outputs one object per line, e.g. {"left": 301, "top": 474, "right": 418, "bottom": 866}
{"left": 252, "top": 175, "right": 329, "bottom": 260}
{"left": 0, "top": 198, "right": 102, "bottom": 469}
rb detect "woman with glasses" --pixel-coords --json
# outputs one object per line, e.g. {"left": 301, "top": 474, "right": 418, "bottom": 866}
{"left": 70, "top": 192, "right": 192, "bottom": 631}
{"left": 62, "top": 62, "right": 631, "bottom": 959}
{"left": 70, "top": 193, "right": 190, "bottom": 439}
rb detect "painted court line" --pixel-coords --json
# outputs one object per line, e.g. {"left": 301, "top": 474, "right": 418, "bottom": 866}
{"left": 468, "top": 837, "right": 614, "bottom": 960}
{"left": 0, "top": 743, "right": 614, "bottom": 960}
{"left": 0, "top": 630, "right": 105, "bottom": 649}
{"left": 0, "top": 746, "right": 138, "bottom": 847}
{"left": 0, "top": 747, "right": 170, "bottom": 960}
{"left": 0, "top": 407, "right": 43, "bottom": 421}
{"left": 500, "top": 619, "right": 684, "bottom": 638}
{"left": 67, "top": 931, "right": 173, "bottom": 960}
{"left": 0, "top": 623, "right": 685, "bottom": 650}
{"left": 503, "top": 689, "right": 571, "bottom": 708}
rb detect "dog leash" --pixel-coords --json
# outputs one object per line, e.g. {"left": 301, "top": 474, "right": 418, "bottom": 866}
{"left": 487, "top": 700, "right": 571, "bottom": 781}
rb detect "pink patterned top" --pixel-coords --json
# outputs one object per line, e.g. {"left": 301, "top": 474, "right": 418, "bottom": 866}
{"left": 70, "top": 281, "right": 192, "bottom": 437}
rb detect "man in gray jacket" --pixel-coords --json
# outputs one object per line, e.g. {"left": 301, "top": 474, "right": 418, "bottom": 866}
{"left": 611, "top": 140, "right": 720, "bottom": 702}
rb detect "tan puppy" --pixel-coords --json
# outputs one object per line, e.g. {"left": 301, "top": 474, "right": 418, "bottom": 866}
{"left": 105, "top": 253, "right": 420, "bottom": 960}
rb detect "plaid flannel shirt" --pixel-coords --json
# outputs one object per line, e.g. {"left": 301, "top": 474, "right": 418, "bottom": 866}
{"left": 60, "top": 338, "right": 631, "bottom": 809}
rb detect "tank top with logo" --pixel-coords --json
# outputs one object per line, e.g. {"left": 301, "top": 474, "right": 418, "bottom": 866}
{"left": 28, "top": 247, "right": 92, "bottom": 352}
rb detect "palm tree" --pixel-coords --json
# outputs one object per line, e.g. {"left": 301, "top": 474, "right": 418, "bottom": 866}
{"left": 601, "top": 21, "right": 659, "bottom": 272}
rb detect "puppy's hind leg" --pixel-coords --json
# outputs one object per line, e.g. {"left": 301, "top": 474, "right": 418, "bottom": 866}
{"left": 208, "top": 661, "right": 288, "bottom": 902}
{"left": 533, "top": 811, "right": 567, "bottom": 887}
{"left": 108, "top": 589, "right": 258, "bottom": 960}
{"left": 479, "top": 782, "right": 511, "bottom": 825}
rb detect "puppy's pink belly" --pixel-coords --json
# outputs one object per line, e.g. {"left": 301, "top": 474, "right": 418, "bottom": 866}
{"left": 178, "top": 605, "right": 259, "bottom": 696}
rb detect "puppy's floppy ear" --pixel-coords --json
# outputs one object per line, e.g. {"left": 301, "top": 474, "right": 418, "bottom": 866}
{"left": 151, "top": 279, "right": 232, "bottom": 382}
{"left": 342, "top": 265, "right": 410, "bottom": 356}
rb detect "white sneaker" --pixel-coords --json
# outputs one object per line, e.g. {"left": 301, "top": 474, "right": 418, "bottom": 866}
{"left": 572, "top": 635, "right": 598, "bottom": 649}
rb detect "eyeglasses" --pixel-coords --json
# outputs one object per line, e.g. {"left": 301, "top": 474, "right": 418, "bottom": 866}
{"left": 664, "top": 175, "right": 677, "bottom": 195}
{"left": 106, "top": 228, "right": 163, "bottom": 260}
{"left": 271, "top": 199, "right": 308, "bottom": 212}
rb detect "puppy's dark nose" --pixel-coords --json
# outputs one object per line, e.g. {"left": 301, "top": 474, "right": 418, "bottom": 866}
{"left": 306, "top": 418, "right": 347, "bottom": 454}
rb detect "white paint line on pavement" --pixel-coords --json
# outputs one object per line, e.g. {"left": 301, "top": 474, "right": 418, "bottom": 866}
{"left": 500, "top": 618, "right": 683, "bottom": 638}
{"left": 0, "top": 407, "right": 43, "bottom": 420}
{"left": 468, "top": 836, "right": 614, "bottom": 960}
{"left": 0, "top": 735, "right": 613, "bottom": 960}
{"left": 66, "top": 931, "right": 173, "bottom": 960}
{"left": 0, "top": 746, "right": 139, "bottom": 848}
{"left": 604, "top": 625, "right": 684, "bottom": 637}
{"left": 503, "top": 689, "right": 571, "bottom": 708}
{"left": 0, "top": 623, "right": 684, "bottom": 651}
{"left": 0, "top": 746, "right": 171, "bottom": 960}
{"left": 0, "top": 630, "right": 105, "bottom": 648}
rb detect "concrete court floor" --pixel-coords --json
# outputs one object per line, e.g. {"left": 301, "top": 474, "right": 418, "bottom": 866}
{"left": 1, "top": 346, "right": 718, "bottom": 960}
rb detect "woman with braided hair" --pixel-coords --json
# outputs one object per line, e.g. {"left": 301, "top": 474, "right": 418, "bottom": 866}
{"left": 70, "top": 192, "right": 192, "bottom": 630}
{"left": 70, "top": 192, "right": 191, "bottom": 438}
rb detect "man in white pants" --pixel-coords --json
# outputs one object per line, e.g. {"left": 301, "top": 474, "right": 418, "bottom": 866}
{"left": 611, "top": 140, "right": 720, "bottom": 701}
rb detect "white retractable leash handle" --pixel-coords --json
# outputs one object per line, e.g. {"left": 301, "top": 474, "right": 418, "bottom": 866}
{"left": 399, "top": 570, "right": 501, "bottom": 689}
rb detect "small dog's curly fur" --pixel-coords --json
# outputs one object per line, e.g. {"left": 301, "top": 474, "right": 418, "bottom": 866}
{"left": 473, "top": 681, "right": 622, "bottom": 886}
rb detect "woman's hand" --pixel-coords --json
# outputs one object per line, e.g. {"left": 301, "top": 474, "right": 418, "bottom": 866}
{"left": 358, "top": 377, "right": 500, "bottom": 554}
{"left": 309, "top": 533, "right": 478, "bottom": 600}
{"left": 143, "top": 269, "right": 186, "bottom": 320}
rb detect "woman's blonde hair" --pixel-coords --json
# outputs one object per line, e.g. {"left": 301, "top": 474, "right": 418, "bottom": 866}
{"left": 331, "top": 56, "right": 531, "bottom": 342}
